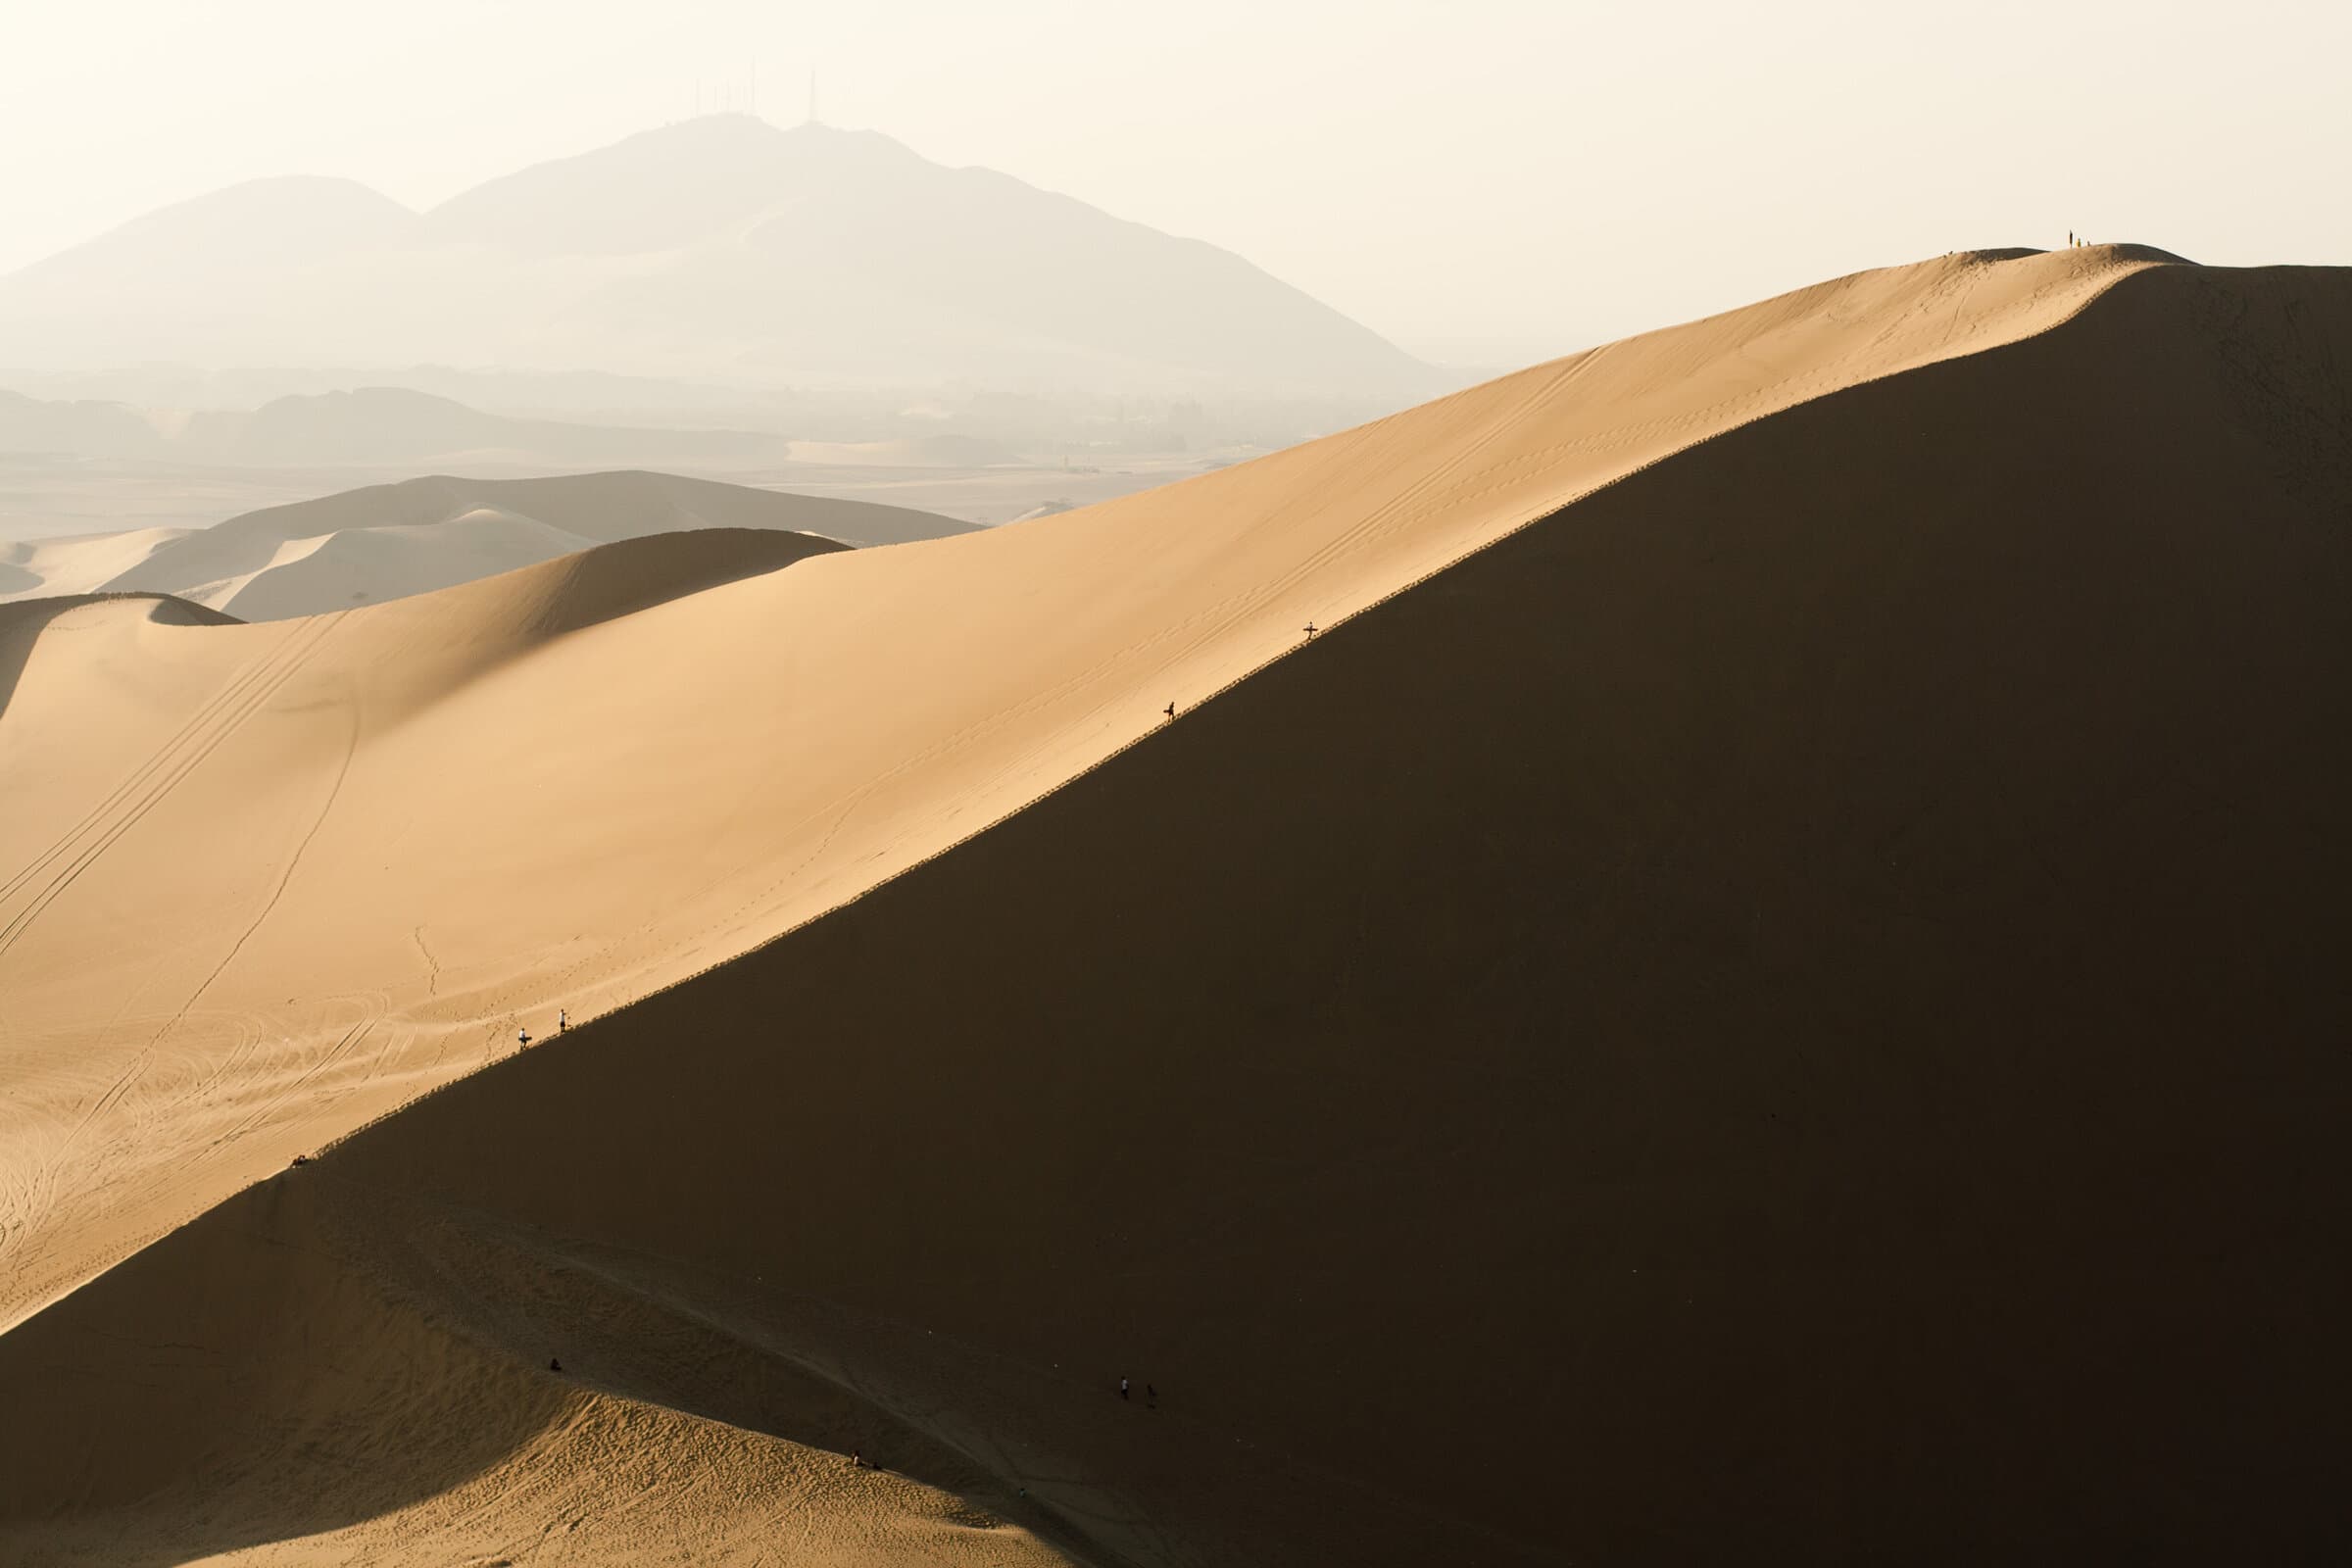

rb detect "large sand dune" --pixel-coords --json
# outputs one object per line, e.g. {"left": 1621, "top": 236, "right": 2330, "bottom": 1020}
{"left": 6, "top": 247, "right": 2347, "bottom": 1562}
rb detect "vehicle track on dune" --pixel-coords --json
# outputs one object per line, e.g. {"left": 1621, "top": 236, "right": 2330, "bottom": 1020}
{"left": 0, "top": 616, "right": 316, "bottom": 906}
{"left": 0, "top": 612, "right": 346, "bottom": 971}
{"left": 18, "top": 613, "right": 349, "bottom": 1211}
{"left": 159, "top": 694, "right": 361, "bottom": 1044}
{"left": 191, "top": 996, "right": 394, "bottom": 1169}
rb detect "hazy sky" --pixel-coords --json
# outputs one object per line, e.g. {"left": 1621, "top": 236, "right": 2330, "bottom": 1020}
{"left": 3, "top": 0, "right": 2347, "bottom": 366}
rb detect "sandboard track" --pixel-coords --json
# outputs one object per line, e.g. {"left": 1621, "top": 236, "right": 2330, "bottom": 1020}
{"left": 0, "top": 612, "right": 347, "bottom": 968}
{"left": 0, "top": 612, "right": 316, "bottom": 906}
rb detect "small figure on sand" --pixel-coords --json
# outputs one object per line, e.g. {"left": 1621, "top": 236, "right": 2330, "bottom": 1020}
{"left": 559, "top": 1008, "right": 567, "bottom": 1033}
{"left": 517, "top": 1026, "right": 532, "bottom": 1049}
{"left": 549, "top": 1356, "right": 563, "bottom": 1373}
{"left": 1163, "top": 701, "right": 1175, "bottom": 717}
{"left": 1119, "top": 1377, "right": 1131, "bottom": 1400}
{"left": 1147, "top": 1383, "right": 1159, "bottom": 1405}
{"left": 1302, "top": 621, "right": 1317, "bottom": 640}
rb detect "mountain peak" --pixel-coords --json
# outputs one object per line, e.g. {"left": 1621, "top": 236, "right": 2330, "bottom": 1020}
{"left": 420, "top": 115, "right": 925, "bottom": 255}
{"left": 2, "top": 120, "right": 1433, "bottom": 393}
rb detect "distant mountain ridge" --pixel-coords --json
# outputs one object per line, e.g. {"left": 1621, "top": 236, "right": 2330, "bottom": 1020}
{"left": 209, "top": 387, "right": 782, "bottom": 466}
{"left": 0, "top": 390, "right": 165, "bottom": 458}
{"left": 0, "top": 383, "right": 782, "bottom": 466}
{"left": 0, "top": 118, "right": 1434, "bottom": 396}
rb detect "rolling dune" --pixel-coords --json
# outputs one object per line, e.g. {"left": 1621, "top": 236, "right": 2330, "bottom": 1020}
{"left": 0, "top": 527, "right": 197, "bottom": 603}
{"left": 5, "top": 468, "right": 972, "bottom": 620}
{"left": 8, "top": 247, "right": 2346, "bottom": 1562}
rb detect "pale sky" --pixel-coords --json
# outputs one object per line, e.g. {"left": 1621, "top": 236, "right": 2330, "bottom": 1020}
{"left": 2, "top": 0, "right": 2346, "bottom": 367}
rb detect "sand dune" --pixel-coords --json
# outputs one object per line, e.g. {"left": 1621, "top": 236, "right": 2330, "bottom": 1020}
{"left": 8, "top": 247, "right": 2347, "bottom": 1562}
{"left": 0, "top": 468, "right": 970, "bottom": 619}
{"left": 0, "top": 526, "right": 195, "bottom": 600}
{"left": 0, "top": 591, "right": 239, "bottom": 718}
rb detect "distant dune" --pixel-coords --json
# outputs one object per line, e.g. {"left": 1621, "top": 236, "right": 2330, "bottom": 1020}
{"left": 1, "top": 469, "right": 972, "bottom": 619}
{"left": 0, "top": 117, "right": 1438, "bottom": 396}
{"left": 2, "top": 525, "right": 197, "bottom": 600}
{"left": 4, "top": 249, "right": 2348, "bottom": 1563}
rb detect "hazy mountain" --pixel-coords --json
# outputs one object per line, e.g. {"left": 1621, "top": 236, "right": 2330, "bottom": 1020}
{"left": 0, "top": 391, "right": 165, "bottom": 458}
{"left": 8, "top": 175, "right": 416, "bottom": 287}
{"left": 210, "top": 387, "right": 785, "bottom": 466}
{"left": 0, "top": 383, "right": 785, "bottom": 466}
{"left": 0, "top": 118, "right": 1435, "bottom": 396}
{"left": 0, "top": 177, "right": 425, "bottom": 369}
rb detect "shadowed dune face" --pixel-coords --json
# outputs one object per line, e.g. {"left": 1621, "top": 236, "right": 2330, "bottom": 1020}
{"left": 3, "top": 261, "right": 2346, "bottom": 1564}
{"left": 0, "top": 1174, "right": 1066, "bottom": 1568}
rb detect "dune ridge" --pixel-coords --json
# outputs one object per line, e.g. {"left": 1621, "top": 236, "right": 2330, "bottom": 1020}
{"left": 15, "top": 247, "right": 2343, "bottom": 1564}
{"left": 0, "top": 591, "right": 241, "bottom": 721}
{"left": 0, "top": 248, "right": 2157, "bottom": 1342}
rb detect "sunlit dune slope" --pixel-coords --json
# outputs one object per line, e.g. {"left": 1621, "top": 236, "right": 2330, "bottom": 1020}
{"left": 0, "top": 247, "right": 2156, "bottom": 1343}
{"left": 6, "top": 254, "right": 2346, "bottom": 1566}
{"left": 0, "top": 591, "right": 239, "bottom": 715}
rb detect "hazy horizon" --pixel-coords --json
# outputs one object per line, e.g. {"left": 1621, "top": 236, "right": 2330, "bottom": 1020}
{"left": 7, "top": 0, "right": 2349, "bottom": 368}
